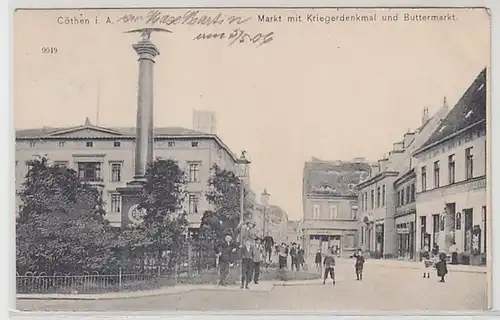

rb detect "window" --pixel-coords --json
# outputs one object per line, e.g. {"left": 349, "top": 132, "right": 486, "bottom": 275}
{"left": 110, "top": 194, "right": 121, "bottom": 213}
{"left": 77, "top": 162, "right": 102, "bottom": 181}
{"left": 465, "top": 147, "right": 473, "bottom": 179}
{"left": 448, "top": 154, "right": 456, "bottom": 184}
{"left": 188, "top": 194, "right": 199, "bottom": 214}
{"left": 433, "top": 161, "right": 440, "bottom": 188}
{"left": 410, "top": 183, "right": 415, "bottom": 202}
{"left": 351, "top": 207, "right": 357, "bottom": 220}
{"left": 189, "top": 163, "right": 200, "bottom": 182}
{"left": 376, "top": 187, "right": 381, "bottom": 207}
{"left": 364, "top": 192, "right": 368, "bottom": 211}
{"left": 455, "top": 212, "right": 462, "bottom": 230}
{"left": 168, "top": 141, "right": 175, "bottom": 147}
{"left": 440, "top": 215, "right": 445, "bottom": 231}
{"left": 382, "top": 185, "right": 386, "bottom": 206}
{"left": 421, "top": 166, "right": 427, "bottom": 191}
{"left": 53, "top": 161, "right": 68, "bottom": 168}
{"left": 329, "top": 204, "right": 338, "bottom": 220}
{"left": 420, "top": 216, "right": 427, "bottom": 249}
{"left": 111, "top": 163, "right": 122, "bottom": 182}
{"left": 58, "top": 141, "right": 65, "bottom": 147}
{"left": 400, "top": 190, "right": 404, "bottom": 206}
{"left": 191, "top": 141, "right": 199, "bottom": 147}
{"left": 370, "top": 190, "right": 374, "bottom": 209}
{"left": 113, "top": 141, "right": 121, "bottom": 148}
{"left": 312, "top": 205, "right": 320, "bottom": 220}
{"left": 29, "top": 141, "right": 36, "bottom": 148}
{"left": 86, "top": 141, "right": 94, "bottom": 148}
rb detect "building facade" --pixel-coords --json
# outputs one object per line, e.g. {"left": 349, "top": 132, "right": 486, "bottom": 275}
{"left": 413, "top": 68, "right": 487, "bottom": 265}
{"left": 15, "top": 118, "right": 246, "bottom": 229}
{"left": 253, "top": 204, "right": 289, "bottom": 244}
{"left": 358, "top": 101, "right": 450, "bottom": 259}
{"left": 301, "top": 158, "right": 371, "bottom": 257}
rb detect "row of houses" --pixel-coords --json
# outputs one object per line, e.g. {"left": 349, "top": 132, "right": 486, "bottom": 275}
{"left": 301, "top": 67, "right": 488, "bottom": 265}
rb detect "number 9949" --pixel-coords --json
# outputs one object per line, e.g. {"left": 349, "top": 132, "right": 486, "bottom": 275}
{"left": 41, "top": 47, "right": 58, "bottom": 54}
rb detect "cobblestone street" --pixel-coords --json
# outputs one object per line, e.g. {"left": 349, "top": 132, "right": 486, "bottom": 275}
{"left": 17, "top": 260, "right": 488, "bottom": 312}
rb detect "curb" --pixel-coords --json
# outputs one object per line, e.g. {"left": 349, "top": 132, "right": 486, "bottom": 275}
{"left": 366, "top": 262, "right": 487, "bottom": 274}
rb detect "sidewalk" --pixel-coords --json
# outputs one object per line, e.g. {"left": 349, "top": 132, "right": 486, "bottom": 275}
{"left": 16, "top": 280, "right": 285, "bottom": 301}
{"left": 336, "top": 257, "right": 487, "bottom": 274}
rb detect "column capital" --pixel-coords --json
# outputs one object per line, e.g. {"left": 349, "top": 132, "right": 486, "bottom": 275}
{"left": 133, "top": 40, "right": 160, "bottom": 61}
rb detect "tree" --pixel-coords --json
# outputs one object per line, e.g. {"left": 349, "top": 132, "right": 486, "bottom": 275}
{"left": 125, "top": 158, "right": 189, "bottom": 271}
{"left": 200, "top": 164, "right": 254, "bottom": 245}
{"left": 16, "top": 156, "right": 118, "bottom": 275}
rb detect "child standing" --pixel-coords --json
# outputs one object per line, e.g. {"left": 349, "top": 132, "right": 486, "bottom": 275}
{"left": 315, "top": 249, "right": 322, "bottom": 276}
{"left": 322, "top": 247, "right": 336, "bottom": 286}
{"left": 421, "top": 246, "right": 432, "bottom": 278}
{"left": 353, "top": 249, "right": 365, "bottom": 280}
{"left": 435, "top": 252, "right": 448, "bottom": 283}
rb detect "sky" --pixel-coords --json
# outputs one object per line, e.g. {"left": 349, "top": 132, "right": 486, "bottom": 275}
{"left": 14, "top": 8, "right": 490, "bottom": 220}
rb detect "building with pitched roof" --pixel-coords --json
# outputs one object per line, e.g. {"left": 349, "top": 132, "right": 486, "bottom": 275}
{"left": 15, "top": 118, "right": 247, "bottom": 230}
{"left": 253, "top": 204, "right": 289, "bottom": 244}
{"left": 357, "top": 101, "right": 450, "bottom": 259}
{"left": 300, "top": 157, "right": 371, "bottom": 257}
{"left": 412, "top": 68, "right": 487, "bottom": 265}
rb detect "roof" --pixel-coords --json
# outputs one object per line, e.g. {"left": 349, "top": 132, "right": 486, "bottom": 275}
{"left": 414, "top": 68, "right": 487, "bottom": 155}
{"left": 303, "top": 159, "right": 371, "bottom": 197}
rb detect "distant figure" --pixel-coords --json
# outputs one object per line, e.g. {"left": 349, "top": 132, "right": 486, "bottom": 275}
{"left": 263, "top": 236, "right": 274, "bottom": 263}
{"left": 278, "top": 243, "right": 288, "bottom": 269}
{"left": 421, "top": 245, "right": 432, "bottom": 279}
{"left": 353, "top": 249, "right": 365, "bottom": 280}
{"left": 449, "top": 241, "right": 459, "bottom": 265}
{"left": 323, "top": 247, "right": 336, "bottom": 286}
{"left": 315, "top": 249, "right": 322, "bottom": 275}
{"left": 435, "top": 252, "right": 448, "bottom": 283}
{"left": 217, "top": 234, "right": 237, "bottom": 286}
{"left": 240, "top": 239, "right": 254, "bottom": 289}
{"left": 252, "top": 238, "right": 264, "bottom": 284}
{"left": 298, "top": 245, "right": 306, "bottom": 270}
{"left": 290, "top": 243, "right": 299, "bottom": 271}
{"left": 432, "top": 243, "right": 440, "bottom": 257}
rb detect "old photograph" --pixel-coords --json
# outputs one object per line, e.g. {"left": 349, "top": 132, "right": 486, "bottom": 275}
{"left": 13, "top": 7, "right": 490, "bottom": 312}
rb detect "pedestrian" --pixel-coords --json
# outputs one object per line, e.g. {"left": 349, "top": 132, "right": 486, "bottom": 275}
{"left": 290, "top": 243, "right": 299, "bottom": 271}
{"left": 323, "top": 247, "right": 336, "bottom": 286}
{"left": 435, "top": 252, "right": 448, "bottom": 283}
{"left": 263, "top": 235, "right": 274, "bottom": 263}
{"left": 252, "top": 238, "right": 264, "bottom": 284}
{"left": 421, "top": 245, "right": 432, "bottom": 279}
{"left": 278, "top": 243, "right": 287, "bottom": 270}
{"left": 298, "top": 245, "right": 306, "bottom": 271}
{"left": 217, "top": 234, "right": 236, "bottom": 286}
{"left": 240, "top": 239, "right": 254, "bottom": 289}
{"left": 315, "top": 249, "right": 322, "bottom": 276}
{"left": 353, "top": 249, "right": 365, "bottom": 280}
{"left": 449, "top": 241, "right": 459, "bottom": 265}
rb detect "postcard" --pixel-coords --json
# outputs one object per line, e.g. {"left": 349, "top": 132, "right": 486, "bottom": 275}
{"left": 13, "top": 7, "right": 490, "bottom": 312}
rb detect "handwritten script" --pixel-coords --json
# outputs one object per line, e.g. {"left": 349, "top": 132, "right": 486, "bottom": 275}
{"left": 193, "top": 29, "right": 274, "bottom": 47}
{"left": 117, "top": 9, "right": 251, "bottom": 27}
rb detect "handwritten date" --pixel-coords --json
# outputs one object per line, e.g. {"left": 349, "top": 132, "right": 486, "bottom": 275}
{"left": 193, "top": 29, "right": 274, "bottom": 47}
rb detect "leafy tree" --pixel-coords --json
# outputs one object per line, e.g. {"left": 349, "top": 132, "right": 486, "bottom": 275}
{"left": 16, "top": 156, "right": 118, "bottom": 275}
{"left": 200, "top": 164, "right": 254, "bottom": 246}
{"left": 124, "top": 158, "right": 189, "bottom": 271}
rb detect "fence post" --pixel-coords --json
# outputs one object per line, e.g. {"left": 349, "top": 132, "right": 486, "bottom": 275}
{"left": 119, "top": 267, "right": 122, "bottom": 292}
{"left": 187, "top": 242, "right": 193, "bottom": 282}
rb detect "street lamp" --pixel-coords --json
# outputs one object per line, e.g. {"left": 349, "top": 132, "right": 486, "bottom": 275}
{"left": 260, "top": 189, "right": 271, "bottom": 238}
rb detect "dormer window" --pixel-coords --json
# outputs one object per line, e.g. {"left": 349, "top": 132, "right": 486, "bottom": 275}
{"left": 86, "top": 141, "right": 94, "bottom": 148}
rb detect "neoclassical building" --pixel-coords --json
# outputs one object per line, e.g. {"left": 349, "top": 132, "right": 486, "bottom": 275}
{"left": 15, "top": 118, "right": 249, "bottom": 231}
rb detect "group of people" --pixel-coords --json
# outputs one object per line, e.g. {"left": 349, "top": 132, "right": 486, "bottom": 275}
{"left": 421, "top": 243, "right": 449, "bottom": 282}
{"left": 314, "top": 247, "right": 366, "bottom": 285}
{"left": 215, "top": 234, "right": 268, "bottom": 289}
{"left": 276, "top": 242, "right": 306, "bottom": 271}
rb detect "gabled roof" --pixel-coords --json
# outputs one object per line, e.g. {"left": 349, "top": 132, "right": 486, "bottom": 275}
{"left": 414, "top": 68, "right": 487, "bottom": 156}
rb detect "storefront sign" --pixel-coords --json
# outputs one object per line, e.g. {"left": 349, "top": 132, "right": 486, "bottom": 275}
{"left": 396, "top": 227, "right": 410, "bottom": 234}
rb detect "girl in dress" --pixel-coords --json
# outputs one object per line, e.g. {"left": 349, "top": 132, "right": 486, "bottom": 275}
{"left": 421, "top": 245, "right": 433, "bottom": 278}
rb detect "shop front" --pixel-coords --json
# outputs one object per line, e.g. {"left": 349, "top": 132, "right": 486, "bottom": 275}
{"left": 395, "top": 212, "right": 416, "bottom": 261}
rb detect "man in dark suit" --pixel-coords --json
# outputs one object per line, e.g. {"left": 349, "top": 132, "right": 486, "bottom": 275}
{"left": 240, "top": 239, "right": 254, "bottom": 289}
{"left": 217, "top": 234, "right": 236, "bottom": 286}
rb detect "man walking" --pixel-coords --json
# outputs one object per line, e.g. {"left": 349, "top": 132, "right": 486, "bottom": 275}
{"left": 323, "top": 247, "right": 336, "bottom": 286}
{"left": 217, "top": 234, "right": 236, "bottom": 286}
{"left": 252, "top": 238, "right": 264, "bottom": 284}
{"left": 240, "top": 239, "right": 254, "bottom": 289}
{"left": 290, "top": 243, "right": 299, "bottom": 271}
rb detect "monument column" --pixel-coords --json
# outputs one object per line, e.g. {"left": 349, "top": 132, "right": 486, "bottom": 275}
{"left": 117, "top": 37, "right": 160, "bottom": 226}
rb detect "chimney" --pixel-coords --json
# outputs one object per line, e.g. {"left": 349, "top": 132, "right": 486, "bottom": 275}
{"left": 370, "top": 163, "right": 380, "bottom": 176}
{"left": 378, "top": 158, "right": 389, "bottom": 172}
{"left": 422, "top": 107, "right": 430, "bottom": 125}
{"left": 403, "top": 131, "right": 416, "bottom": 148}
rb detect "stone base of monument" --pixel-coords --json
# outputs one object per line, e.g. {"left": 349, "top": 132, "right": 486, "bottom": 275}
{"left": 117, "top": 178, "right": 148, "bottom": 227}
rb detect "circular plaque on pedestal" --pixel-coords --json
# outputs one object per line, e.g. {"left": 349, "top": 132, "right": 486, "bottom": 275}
{"left": 128, "top": 204, "right": 146, "bottom": 224}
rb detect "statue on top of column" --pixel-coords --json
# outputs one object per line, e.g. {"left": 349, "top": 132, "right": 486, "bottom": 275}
{"left": 124, "top": 27, "right": 172, "bottom": 41}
